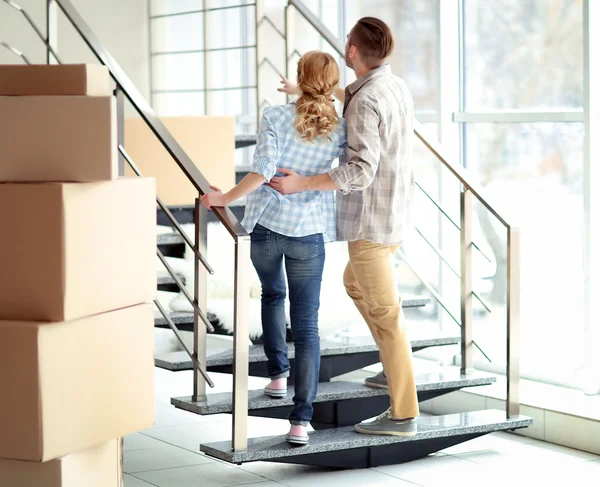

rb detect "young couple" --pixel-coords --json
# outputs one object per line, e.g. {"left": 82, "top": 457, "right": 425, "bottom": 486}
{"left": 202, "top": 17, "right": 419, "bottom": 445}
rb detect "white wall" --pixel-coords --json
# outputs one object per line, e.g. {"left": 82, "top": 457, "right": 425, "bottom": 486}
{"left": 0, "top": 0, "right": 150, "bottom": 100}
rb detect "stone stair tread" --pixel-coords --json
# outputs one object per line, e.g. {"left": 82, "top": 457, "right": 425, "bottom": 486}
{"left": 154, "top": 331, "right": 460, "bottom": 371}
{"left": 152, "top": 296, "right": 430, "bottom": 326}
{"left": 171, "top": 368, "right": 496, "bottom": 415}
{"left": 157, "top": 232, "right": 184, "bottom": 246}
{"left": 200, "top": 409, "right": 532, "bottom": 463}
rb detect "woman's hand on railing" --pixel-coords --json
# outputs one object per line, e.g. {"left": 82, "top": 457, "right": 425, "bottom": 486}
{"left": 278, "top": 74, "right": 300, "bottom": 96}
{"left": 201, "top": 185, "right": 226, "bottom": 209}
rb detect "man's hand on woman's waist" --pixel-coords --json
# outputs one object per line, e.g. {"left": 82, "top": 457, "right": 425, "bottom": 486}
{"left": 268, "top": 168, "right": 339, "bottom": 194}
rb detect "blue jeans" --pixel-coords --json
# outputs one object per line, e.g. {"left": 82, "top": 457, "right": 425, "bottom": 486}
{"left": 250, "top": 224, "right": 325, "bottom": 426}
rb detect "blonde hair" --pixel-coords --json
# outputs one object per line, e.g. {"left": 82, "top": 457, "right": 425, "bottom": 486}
{"left": 295, "top": 51, "right": 340, "bottom": 142}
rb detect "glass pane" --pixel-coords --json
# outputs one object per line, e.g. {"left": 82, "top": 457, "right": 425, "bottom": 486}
{"left": 464, "top": 0, "right": 583, "bottom": 109}
{"left": 343, "top": 0, "right": 439, "bottom": 110}
{"left": 209, "top": 87, "right": 256, "bottom": 118}
{"left": 152, "top": 53, "right": 204, "bottom": 91}
{"left": 153, "top": 92, "right": 205, "bottom": 116}
{"left": 207, "top": 48, "right": 256, "bottom": 89}
{"left": 465, "top": 122, "right": 584, "bottom": 378}
{"left": 207, "top": 7, "right": 256, "bottom": 49}
{"left": 150, "top": 0, "right": 201, "bottom": 16}
{"left": 151, "top": 12, "right": 204, "bottom": 52}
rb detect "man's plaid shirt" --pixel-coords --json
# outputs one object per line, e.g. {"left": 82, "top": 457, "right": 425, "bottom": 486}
{"left": 328, "top": 64, "right": 415, "bottom": 245}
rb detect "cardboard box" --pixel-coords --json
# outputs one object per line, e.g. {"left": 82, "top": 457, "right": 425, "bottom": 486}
{"left": 0, "top": 96, "right": 117, "bottom": 182}
{"left": 125, "top": 116, "right": 235, "bottom": 206}
{"left": 0, "top": 440, "right": 121, "bottom": 487}
{"left": 0, "top": 64, "right": 111, "bottom": 96}
{"left": 0, "top": 305, "right": 155, "bottom": 462}
{"left": 0, "top": 178, "right": 156, "bottom": 322}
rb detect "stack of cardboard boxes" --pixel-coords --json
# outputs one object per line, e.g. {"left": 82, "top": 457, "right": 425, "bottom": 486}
{"left": 0, "top": 64, "right": 157, "bottom": 486}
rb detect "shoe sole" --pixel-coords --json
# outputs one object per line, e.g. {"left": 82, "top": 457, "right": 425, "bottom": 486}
{"left": 264, "top": 389, "right": 287, "bottom": 398}
{"left": 364, "top": 381, "right": 388, "bottom": 389}
{"left": 286, "top": 435, "right": 309, "bottom": 445}
{"left": 353, "top": 425, "right": 416, "bottom": 437}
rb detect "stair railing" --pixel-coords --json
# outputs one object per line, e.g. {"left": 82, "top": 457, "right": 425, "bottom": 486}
{"left": 286, "top": 0, "right": 521, "bottom": 419}
{"left": 1, "top": 0, "right": 252, "bottom": 450}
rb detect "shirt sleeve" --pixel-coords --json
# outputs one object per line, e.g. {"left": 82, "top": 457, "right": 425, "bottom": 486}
{"left": 251, "top": 109, "right": 278, "bottom": 181}
{"left": 328, "top": 99, "right": 380, "bottom": 194}
{"left": 335, "top": 118, "right": 348, "bottom": 159}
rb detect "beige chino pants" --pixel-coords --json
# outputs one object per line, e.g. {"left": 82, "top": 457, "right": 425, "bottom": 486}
{"left": 343, "top": 240, "right": 420, "bottom": 419}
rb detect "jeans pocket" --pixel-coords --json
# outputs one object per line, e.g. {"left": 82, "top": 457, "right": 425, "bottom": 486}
{"left": 250, "top": 225, "right": 270, "bottom": 258}
{"left": 286, "top": 233, "right": 324, "bottom": 261}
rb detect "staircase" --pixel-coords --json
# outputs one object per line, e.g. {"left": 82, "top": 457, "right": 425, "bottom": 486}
{"left": 1, "top": 0, "right": 531, "bottom": 470}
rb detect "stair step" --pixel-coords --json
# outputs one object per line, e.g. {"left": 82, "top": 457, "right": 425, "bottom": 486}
{"left": 171, "top": 369, "right": 496, "bottom": 416}
{"left": 200, "top": 409, "right": 532, "bottom": 467}
{"left": 153, "top": 296, "right": 430, "bottom": 329}
{"left": 154, "top": 332, "right": 460, "bottom": 372}
{"left": 157, "top": 232, "right": 185, "bottom": 246}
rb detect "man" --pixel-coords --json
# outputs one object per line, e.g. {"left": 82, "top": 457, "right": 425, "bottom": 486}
{"left": 270, "top": 17, "right": 419, "bottom": 436}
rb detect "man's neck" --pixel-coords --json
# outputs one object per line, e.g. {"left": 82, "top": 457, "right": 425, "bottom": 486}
{"left": 354, "top": 63, "right": 383, "bottom": 79}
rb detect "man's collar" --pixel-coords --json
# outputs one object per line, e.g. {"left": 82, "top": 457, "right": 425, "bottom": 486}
{"left": 346, "top": 64, "right": 391, "bottom": 95}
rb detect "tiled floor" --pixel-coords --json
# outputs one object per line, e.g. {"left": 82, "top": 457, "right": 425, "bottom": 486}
{"left": 124, "top": 367, "right": 600, "bottom": 487}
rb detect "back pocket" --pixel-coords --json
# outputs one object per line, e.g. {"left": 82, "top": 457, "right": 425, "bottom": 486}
{"left": 286, "top": 233, "right": 324, "bottom": 261}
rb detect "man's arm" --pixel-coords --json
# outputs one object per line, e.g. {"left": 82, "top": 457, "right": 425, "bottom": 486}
{"left": 268, "top": 169, "right": 339, "bottom": 194}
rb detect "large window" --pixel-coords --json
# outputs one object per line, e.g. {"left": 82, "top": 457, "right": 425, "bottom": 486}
{"left": 458, "top": 0, "right": 585, "bottom": 385}
{"left": 464, "top": 0, "right": 583, "bottom": 110}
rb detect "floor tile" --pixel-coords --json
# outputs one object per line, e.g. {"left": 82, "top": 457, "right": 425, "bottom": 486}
{"left": 240, "top": 461, "right": 420, "bottom": 485}
{"left": 124, "top": 443, "right": 213, "bottom": 474}
{"left": 373, "top": 454, "right": 490, "bottom": 487}
{"left": 124, "top": 474, "right": 157, "bottom": 487}
{"left": 141, "top": 421, "right": 230, "bottom": 452}
{"left": 454, "top": 438, "right": 598, "bottom": 467}
{"left": 124, "top": 433, "right": 168, "bottom": 452}
{"left": 275, "top": 467, "right": 420, "bottom": 486}
{"left": 134, "top": 461, "right": 265, "bottom": 487}
{"left": 440, "top": 430, "right": 531, "bottom": 455}
{"left": 151, "top": 402, "right": 215, "bottom": 429}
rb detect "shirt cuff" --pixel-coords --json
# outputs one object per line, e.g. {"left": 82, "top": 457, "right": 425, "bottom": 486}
{"left": 328, "top": 167, "right": 351, "bottom": 195}
{"left": 252, "top": 156, "right": 277, "bottom": 181}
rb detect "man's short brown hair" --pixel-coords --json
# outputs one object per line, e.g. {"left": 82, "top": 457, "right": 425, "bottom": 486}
{"left": 348, "top": 17, "right": 394, "bottom": 67}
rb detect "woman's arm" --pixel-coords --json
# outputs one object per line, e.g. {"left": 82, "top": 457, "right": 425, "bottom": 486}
{"left": 278, "top": 75, "right": 345, "bottom": 103}
{"left": 201, "top": 173, "right": 266, "bottom": 209}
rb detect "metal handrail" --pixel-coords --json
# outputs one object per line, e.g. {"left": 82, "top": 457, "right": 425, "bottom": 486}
{"left": 46, "top": 0, "right": 248, "bottom": 241}
{"left": 414, "top": 227, "right": 492, "bottom": 313}
{"left": 0, "top": 0, "right": 62, "bottom": 63}
{"left": 415, "top": 181, "right": 492, "bottom": 263}
{"left": 0, "top": 40, "right": 30, "bottom": 63}
{"left": 119, "top": 145, "right": 215, "bottom": 275}
{"left": 156, "top": 249, "right": 215, "bottom": 332}
{"left": 396, "top": 250, "right": 491, "bottom": 362}
{"left": 154, "top": 299, "right": 214, "bottom": 388}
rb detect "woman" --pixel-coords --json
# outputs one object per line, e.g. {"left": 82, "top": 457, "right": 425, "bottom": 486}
{"left": 201, "top": 51, "right": 346, "bottom": 445}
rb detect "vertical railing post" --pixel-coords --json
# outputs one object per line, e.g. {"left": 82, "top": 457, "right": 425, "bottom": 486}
{"left": 115, "top": 85, "right": 125, "bottom": 176}
{"left": 46, "top": 0, "right": 58, "bottom": 64}
{"left": 203, "top": 0, "right": 210, "bottom": 115}
{"left": 284, "top": 4, "right": 293, "bottom": 105}
{"left": 506, "top": 227, "right": 521, "bottom": 417}
{"left": 232, "top": 236, "right": 250, "bottom": 451}
{"left": 255, "top": 0, "right": 263, "bottom": 127}
{"left": 193, "top": 198, "right": 209, "bottom": 402}
{"left": 460, "top": 188, "right": 473, "bottom": 373}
